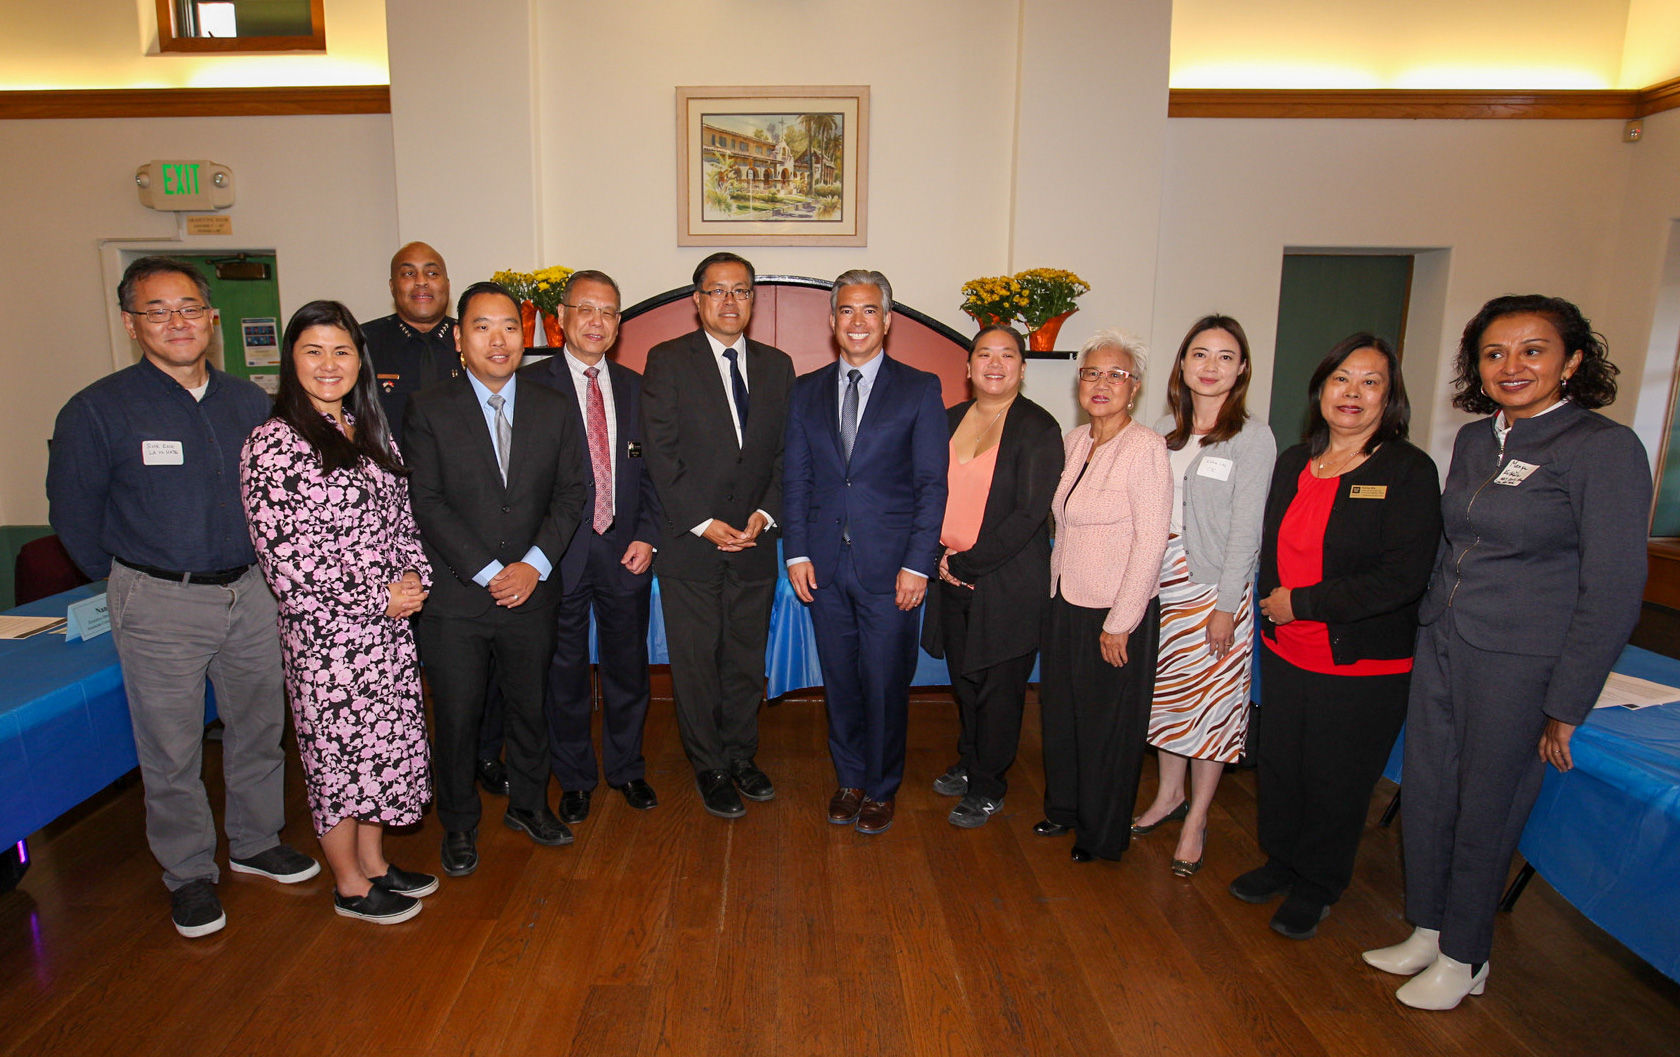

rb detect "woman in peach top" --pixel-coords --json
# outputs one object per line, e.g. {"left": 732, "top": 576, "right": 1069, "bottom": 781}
{"left": 1037, "top": 329, "right": 1173, "bottom": 862}
{"left": 921, "top": 326, "right": 1064, "bottom": 828}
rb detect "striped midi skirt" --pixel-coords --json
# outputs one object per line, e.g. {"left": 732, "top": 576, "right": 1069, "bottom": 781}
{"left": 1148, "top": 535, "right": 1253, "bottom": 763}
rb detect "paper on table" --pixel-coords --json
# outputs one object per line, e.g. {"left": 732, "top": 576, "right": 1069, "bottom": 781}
{"left": 0, "top": 615, "right": 68, "bottom": 639}
{"left": 1594, "top": 671, "right": 1680, "bottom": 710}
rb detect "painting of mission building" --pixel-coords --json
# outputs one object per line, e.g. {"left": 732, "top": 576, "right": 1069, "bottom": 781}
{"left": 700, "top": 112, "right": 844, "bottom": 222}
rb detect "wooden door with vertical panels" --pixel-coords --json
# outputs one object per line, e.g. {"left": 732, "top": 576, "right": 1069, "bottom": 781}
{"left": 615, "top": 276, "right": 973, "bottom": 404}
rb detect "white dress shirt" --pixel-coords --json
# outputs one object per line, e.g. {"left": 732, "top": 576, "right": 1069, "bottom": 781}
{"left": 692, "top": 330, "right": 774, "bottom": 538}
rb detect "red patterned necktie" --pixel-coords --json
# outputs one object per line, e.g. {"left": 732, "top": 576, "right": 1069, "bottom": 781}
{"left": 584, "top": 366, "right": 613, "bottom": 533}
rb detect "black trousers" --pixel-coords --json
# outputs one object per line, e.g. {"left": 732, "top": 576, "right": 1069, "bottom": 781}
{"left": 1402, "top": 612, "right": 1556, "bottom": 965}
{"left": 1039, "top": 594, "right": 1160, "bottom": 860}
{"left": 418, "top": 603, "right": 557, "bottom": 832}
{"left": 1255, "top": 647, "right": 1410, "bottom": 906}
{"left": 546, "top": 533, "right": 652, "bottom": 791}
{"left": 938, "top": 581, "right": 1036, "bottom": 801}
{"left": 660, "top": 564, "right": 775, "bottom": 775}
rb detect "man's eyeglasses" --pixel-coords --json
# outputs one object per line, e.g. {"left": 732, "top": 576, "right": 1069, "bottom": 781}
{"left": 701, "top": 288, "right": 754, "bottom": 302}
{"left": 126, "top": 305, "right": 209, "bottom": 324}
{"left": 1078, "top": 367, "right": 1136, "bottom": 385}
{"left": 561, "top": 303, "right": 620, "bottom": 322}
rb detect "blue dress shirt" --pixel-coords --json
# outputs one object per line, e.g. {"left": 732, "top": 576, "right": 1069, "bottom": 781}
{"left": 464, "top": 371, "right": 552, "bottom": 586}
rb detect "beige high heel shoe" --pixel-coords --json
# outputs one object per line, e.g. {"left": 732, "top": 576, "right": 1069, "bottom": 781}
{"left": 1362, "top": 926, "right": 1440, "bottom": 975}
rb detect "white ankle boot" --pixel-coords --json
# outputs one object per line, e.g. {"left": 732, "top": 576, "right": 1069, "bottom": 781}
{"left": 1362, "top": 926, "right": 1441, "bottom": 975}
{"left": 1395, "top": 953, "right": 1488, "bottom": 1010}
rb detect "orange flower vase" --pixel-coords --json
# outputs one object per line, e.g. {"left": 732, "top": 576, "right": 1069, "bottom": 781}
{"left": 520, "top": 300, "right": 538, "bottom": 347}
{"left": 541, "top": 310, "right": 563, "bottom": 348}
{"left": 1028, "top": 310, "right": 1076, "bottom": 353}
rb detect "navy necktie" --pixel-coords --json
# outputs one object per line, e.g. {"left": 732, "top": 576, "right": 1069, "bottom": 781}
{"left": 723, "top": 347, "right": 749, "bottom": 434}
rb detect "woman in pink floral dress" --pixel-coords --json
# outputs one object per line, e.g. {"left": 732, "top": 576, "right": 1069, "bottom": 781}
{"left": 241, "top": 300, "right": 435, "bottom": 925}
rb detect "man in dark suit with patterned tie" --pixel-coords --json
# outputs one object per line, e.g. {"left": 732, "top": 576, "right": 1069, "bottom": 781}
{"left": 520, "top": 270, "right": 662, "bottom": 824}
{"left": 642, "top": 253, "right": 795, "bottom": 819}
{"left": 783, "top": 269, "right": 949, "bottom": 835}
{"left": 405, "top": 281, "right": 586, "bottom": 876}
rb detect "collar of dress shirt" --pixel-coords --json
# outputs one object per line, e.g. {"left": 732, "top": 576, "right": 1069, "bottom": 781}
{"left": 839, "top": 349, "right": 887, "bottom": 390}
{"left": 563, "top": 346, "right": 609, "bottom": 381}
{"left": 1493, "top": 396, "right": 1567, "bottom": 442}
{"left": 704, "top": 329, "right": 747, "bottom": 365}
{"left": 466, "top": 369, "right": 516, "bottom": 416}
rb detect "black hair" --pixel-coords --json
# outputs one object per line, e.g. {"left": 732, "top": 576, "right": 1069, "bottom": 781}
{"left": 1164, "top": 314, "right": 1253, "bottom": 450}
{"left": 969, "top": 324, "right": 1026, "bottom": 358}
{"left": 118, "top": 255, "right": 212, "bottom": 311}
{"left": 691, "top": 252, "right": 756, "bottom": 291}
{"left": 272, "top": 300, "right": 407, "bottom": 477}
{"left": 1451, "top": 294, "right": 1619, "bottom": 415}
{"left": 456, "top": 280, "right": 519, "bottom": 321}
{"left": 562, "top": 269, "right": 622, "bottom": 304}
{"left": 1303, "top": 332, "right": 1411, "bottom": 458}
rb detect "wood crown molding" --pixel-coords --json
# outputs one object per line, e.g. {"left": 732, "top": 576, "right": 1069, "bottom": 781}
{"left": 1170, "top": 77, "right": 1680, "bottom": 119}
{"left": 0, "top": 85, "right": 390, "bottom": 120}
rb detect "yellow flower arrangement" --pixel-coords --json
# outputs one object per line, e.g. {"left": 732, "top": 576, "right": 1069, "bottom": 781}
{"left": 529, "top": 265, "right": 575, "bottom": 316}
{"left": 492, "top": 269, "right": 535, "bottom": 303}
{"left": 960, "top": 275, "right": 1026, "bottom": 326}
{"left": 1014, "top": 267, "right": 1089, "bottom": 329}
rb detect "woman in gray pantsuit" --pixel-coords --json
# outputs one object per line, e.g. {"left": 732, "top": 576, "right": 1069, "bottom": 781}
{"left": 1362, "top": 295, "right": 1651, "bottom": 1010}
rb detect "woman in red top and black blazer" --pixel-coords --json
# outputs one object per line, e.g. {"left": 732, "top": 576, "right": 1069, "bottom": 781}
{"left": 1237, "top": 334, "right": 1441, "bottom": 941}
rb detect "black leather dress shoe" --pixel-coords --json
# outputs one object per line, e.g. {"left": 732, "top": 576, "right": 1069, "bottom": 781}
{"left": 1033, "top": 819, "right": 1072, "bottom": 837}
{"left": 697, "top": 769, "right": 746, "bottom": 818}
{"left": 441, "top": 829, "right": 478, "bottom": 877}
{"left": 611, "top": 778, "right": 658, "bottom": 810}
{"left": 728, "top": 758, "right": 776, "bottom": 802}
{"left": 1070, "top": 845, "right": 1095, "bottom": 863}
{"left": 504, "top": 806, "right": 574, "bottom": 846}
{"left": 475, "top": 757, "right": 510, "bottom": 796}
{"left": 559, "top": 789, "right": 592, "bottom": 824}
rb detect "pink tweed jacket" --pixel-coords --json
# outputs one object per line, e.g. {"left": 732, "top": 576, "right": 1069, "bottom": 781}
{"left": 1049, "top": 420, "right": 1172, "bottom": 635}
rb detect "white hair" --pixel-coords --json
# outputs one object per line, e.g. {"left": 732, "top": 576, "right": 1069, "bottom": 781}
{"left": 1078, "top": 327, "right": 1148, "bottom": 387}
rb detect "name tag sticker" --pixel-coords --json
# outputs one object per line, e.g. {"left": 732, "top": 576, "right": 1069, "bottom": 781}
{"left": 1495, "top": 460, "right": 1540, "bottom": 486}
{"left": 142, "top": 440, "right": 184, "bottom": 465}
{"left": 1196, "top": 456, "right": 1233, "bottom": 482}
{"left": 1349, "top": 484, "right": 1387, "bottom": 499}
{"left": 65, "top": 592, "right": 110, "bottom": 642}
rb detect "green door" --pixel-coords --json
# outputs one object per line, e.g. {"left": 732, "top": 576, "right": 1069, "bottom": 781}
{"left": 174, "top": 253, "right": 283, "bottom": 391}
{"left": 1269, "top": 255, "right": 1413, "bottom": 451}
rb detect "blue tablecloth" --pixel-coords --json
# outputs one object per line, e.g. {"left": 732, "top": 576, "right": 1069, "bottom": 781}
{"left": 1376, "top": 645, "right": 1680, "bottom": 982}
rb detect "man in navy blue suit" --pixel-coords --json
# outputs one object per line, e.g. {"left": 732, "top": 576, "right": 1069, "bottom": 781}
{"left": 520, "top": 270, "right": 663, "bottom": 824}
{"left": 784, "top": 269, "right": 949, "bottom": 834}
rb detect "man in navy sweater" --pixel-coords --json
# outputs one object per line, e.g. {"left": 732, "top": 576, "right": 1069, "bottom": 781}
{"left": 47, "top": 256, "right": 318, "bottom": 939}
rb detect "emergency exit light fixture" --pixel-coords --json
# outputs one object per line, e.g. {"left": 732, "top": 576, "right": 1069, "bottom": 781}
{"left": 135, "top": 160, "right": 235, "bottom": 211}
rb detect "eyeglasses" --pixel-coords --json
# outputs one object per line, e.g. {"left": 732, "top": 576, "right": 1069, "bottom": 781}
{"left": 126, "top": 305, "right": 209, "bottom": 324}
{"left": 701, "top": 288, "right": 754, "bottom": 302}
{"left": 1078, "top": 367, "right": 1136, "bottom": 385}
{"left": 561, "top": 302, "right": 620, "bottom": 322}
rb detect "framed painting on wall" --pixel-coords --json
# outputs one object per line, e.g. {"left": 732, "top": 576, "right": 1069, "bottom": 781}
{"left": 676, "top": 85, "right": 869, "bottom": 246}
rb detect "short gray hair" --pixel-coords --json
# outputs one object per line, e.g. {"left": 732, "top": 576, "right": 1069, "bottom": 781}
{"left": 1078, "top": 327, "right": 1148, "bottom": 387}
{"left": 830, "top": 269, "right": 893, "bottom": 313}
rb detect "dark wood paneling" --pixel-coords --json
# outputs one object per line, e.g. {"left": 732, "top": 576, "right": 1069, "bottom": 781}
{"left": 0, "top": 86, "right": 390, "bottom": 119}
{"left": 1168, "top": 87, "right": 1641, "bottom": 120}
{"left": 1638, "top": 76, "right": 1680, "bottom": 117}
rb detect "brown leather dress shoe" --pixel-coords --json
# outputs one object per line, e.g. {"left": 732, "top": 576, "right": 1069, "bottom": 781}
{"left": 855, "top": 797, "right": 895, "bottom": 835}
{"left": 828, "top": 787, "right": 865, "bottom": 824}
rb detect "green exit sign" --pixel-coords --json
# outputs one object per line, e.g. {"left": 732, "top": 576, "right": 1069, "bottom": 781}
{"left": 135, "top": 160, "right": 235, "bottom": 212}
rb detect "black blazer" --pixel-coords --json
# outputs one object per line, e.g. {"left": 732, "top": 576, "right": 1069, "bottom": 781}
{"left": 520, "top": 354, "right": 663, "bottom": 593}
{"left": 641, "top": 329, "right": 794, "bottom": 582}
{"left": 1257, "top": 440, "right": 1442, "bottom": 665}
{"left": 404, "top": 374, "right": 586, "bottom": 617}
{"left": 920, "top": 397, "right": 1063, "bottom": 672}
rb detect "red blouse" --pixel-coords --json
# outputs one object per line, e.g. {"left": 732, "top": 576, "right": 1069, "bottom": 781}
{"left": 1265, "top": 465, "right": 1412, "bottom": 676}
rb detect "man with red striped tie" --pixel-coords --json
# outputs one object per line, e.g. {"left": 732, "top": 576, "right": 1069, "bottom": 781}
{"left": 520, "top": 270, "right": 663, "bottom": 824}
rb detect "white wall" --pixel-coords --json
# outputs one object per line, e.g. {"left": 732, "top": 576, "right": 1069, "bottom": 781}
{"left": 0, "top": 114, "right": 399, "bottom": 524}
{"left": 0, "top": 0, "right": 388, "bottom": 89}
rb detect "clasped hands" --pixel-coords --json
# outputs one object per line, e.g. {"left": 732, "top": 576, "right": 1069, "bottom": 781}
{"left": 703, "top": 510, "right": 771, "bottom": 553}
{"left": 488, "top": 561, "right": 540, "bottom": 608}
{"left": 384, "top": 570, "right": 428, "bottom": 619}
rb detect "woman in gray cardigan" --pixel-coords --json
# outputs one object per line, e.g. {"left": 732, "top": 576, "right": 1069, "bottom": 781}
{"left": 1363, "top": 295, "right": 1651, "bottom": 1010}
{"left": 1132, "top": 316, "right": 1274, "bottom": 876}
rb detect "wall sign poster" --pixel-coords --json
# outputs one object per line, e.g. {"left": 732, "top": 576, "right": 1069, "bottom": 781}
{"left": 677, "top": 86, "right": 869, "bottom": 246}
{"left": 241, "top": 317, "right": 279, "bottom": 367}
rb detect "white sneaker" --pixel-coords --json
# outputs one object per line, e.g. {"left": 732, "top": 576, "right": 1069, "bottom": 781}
{"left": 1362, "top": 926, "right": 1441, "bottom": 975}
{"left": 1395, "top": 953, "right": 1488, "bottom": 1011}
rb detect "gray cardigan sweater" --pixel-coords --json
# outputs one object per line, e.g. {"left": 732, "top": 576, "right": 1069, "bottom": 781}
{"left": 1153, "top": 414, "right": 1276, "bottom": 612}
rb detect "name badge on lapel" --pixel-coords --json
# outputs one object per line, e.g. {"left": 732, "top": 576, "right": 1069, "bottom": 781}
{"left": 142, "top": 440, "right": 184, "bottom": 465}
{"left": 1196, "top": 456, "right": 1233, "bottom": 482}
{"left": 626, "top": 441, "right": 643, "bottom": 459}
{"left": 1495, "top": 460, "right": 1539, "bottom": 486}
{"left": 1348, "top": 485, "right": 1387, "bottom": 499}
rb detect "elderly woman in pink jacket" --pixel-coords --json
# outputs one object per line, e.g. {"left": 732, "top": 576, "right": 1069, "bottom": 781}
{"left": 1035, "top": 328, "right": 1173, "bottom": 862}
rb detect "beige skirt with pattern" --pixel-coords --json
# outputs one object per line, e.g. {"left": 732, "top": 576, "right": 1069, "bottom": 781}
{"left": 1148, "top": 535, "right": 1253, "bottom": 763}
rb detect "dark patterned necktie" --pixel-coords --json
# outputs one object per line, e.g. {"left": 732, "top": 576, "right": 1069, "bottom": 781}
{"left": 723, "top": 347, "right": 749, "bottom": 435}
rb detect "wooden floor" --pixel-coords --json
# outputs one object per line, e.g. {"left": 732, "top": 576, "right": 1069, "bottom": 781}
{"left": 2, "top": 690, "right": 1677, "bottom": 1057}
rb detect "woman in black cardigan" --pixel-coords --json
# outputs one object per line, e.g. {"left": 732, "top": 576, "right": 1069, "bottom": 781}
{"left": 1235, "top": 334, "right": 1441, "bottom": 941}
{"left": 922, "top": 325, "right": 1064, "bottom": 827}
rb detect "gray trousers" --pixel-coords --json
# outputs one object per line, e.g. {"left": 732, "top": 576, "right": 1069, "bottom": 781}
{"left": 1401, "top": 611, "right": 1554, "bottom": 964}
{"left": 108, "top": 562, "right": 288, "bottom": 891}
